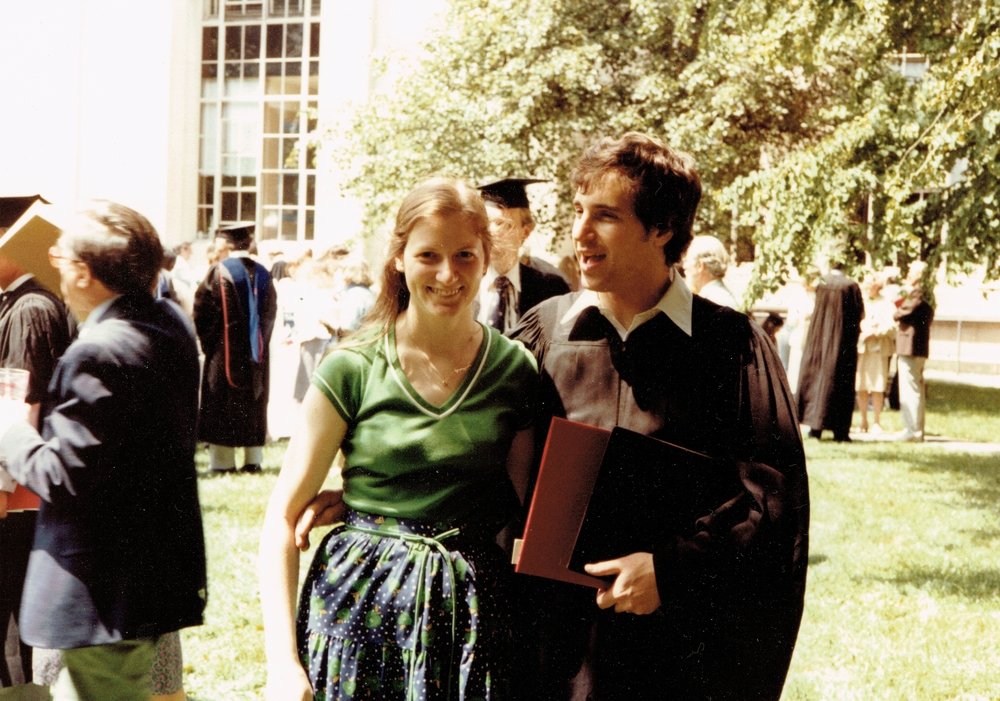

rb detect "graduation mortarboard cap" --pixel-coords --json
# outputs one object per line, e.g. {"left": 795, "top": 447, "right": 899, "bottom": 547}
{"left": 215, "top": 223, "right": 255, "bottom": 247}
{"left": 477, "top": 178, "right": 547, "bottom": 210}
{"left": 0, "top": 195, "right": 62, "bottom": 294}
{"left": 0, "top": 195, "right": 51, "bottom": 231}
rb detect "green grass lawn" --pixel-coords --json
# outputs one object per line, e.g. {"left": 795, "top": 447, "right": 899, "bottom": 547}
{"left": 179, "top": 381, "right": 1000, "bottom": 700}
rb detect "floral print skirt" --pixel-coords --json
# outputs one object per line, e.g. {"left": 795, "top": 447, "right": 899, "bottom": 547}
{"left": 297, "top": 510, "right": 513, "bottom": 701}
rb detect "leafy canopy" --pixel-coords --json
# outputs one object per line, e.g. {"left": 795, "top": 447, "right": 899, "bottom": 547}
{"left": 331, "top": 0, "right": 998, "bottom": 303}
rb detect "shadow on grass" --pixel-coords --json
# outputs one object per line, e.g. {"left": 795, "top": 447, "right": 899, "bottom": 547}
{"left": 861, "top": 449, "right": 1000, "bottom": 510}
{"left": 875, "top": 565, "right": 1000, "bottom": 600}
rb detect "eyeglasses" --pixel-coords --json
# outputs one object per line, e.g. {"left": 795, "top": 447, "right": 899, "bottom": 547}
{"left": 48, "top": 246, "right": 83, "bottom": 267}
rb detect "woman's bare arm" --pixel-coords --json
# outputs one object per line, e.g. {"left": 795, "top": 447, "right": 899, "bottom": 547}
{"left": 259, "top": 385, "right": 347, "bottom": 700}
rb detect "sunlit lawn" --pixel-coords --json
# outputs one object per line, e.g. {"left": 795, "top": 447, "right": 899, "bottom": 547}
{"left": 180, "top": 381, "right": 1000, "bottom": 700}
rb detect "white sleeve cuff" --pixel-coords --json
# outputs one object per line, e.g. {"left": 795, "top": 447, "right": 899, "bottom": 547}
{"left": 0, "top": 466, "right": 15, "bottom": 493}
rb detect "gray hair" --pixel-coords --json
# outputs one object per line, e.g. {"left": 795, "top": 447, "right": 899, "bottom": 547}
{"left": 62, "top": 200, "right": 163, "bottom": 295}
{"left": 685, "top": 235, "right": 729, "bottom": 279}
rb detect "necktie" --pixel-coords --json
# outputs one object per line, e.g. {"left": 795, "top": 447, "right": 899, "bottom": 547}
{"left": 488, "top": 276, "right": 511, "bottom": 330}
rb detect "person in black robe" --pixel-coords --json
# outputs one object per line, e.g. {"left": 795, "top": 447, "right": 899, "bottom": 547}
{"left": 0, "top": 216, "right": 75, "bottom": 691}
{"left": 508, "top": 133, "right": 809, "bottom": 701}
{"left": 194, "top": 224, "right": 277, "bottom": 473}
{"left": 795, "top": 265, "right": 864, "bottom": 442}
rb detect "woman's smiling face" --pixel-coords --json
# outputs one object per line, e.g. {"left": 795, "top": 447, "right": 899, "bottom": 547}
{"left": 395, "top": 212, "right": 488, "bottom": 318}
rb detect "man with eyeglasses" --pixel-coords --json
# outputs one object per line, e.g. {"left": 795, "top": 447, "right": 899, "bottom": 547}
{"left": 0, "top": 202, "right": 206, "bottom": 701}
{"left": 475, "top": 179, "right": 570, "bottom": 334}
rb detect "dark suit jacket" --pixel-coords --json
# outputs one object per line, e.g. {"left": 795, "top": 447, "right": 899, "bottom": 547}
{"left": 894, "top": 290, "right": 934, "bottom": 358}
{"left": 517, "top": 263, "right": 570, "bottom": 319}
{"left": 0, "top": 293, "right": 207, "bottom": 648}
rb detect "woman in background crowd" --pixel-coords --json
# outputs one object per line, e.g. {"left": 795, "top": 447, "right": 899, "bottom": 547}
{"left": 855, "top": 272, "right": 897, "bottom": 434}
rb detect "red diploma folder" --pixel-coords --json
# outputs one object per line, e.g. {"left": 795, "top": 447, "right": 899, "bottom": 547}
{"left": 515, "top": 417, "right": 736, "bottom": 589}
{"left": 7, "top": 483, "right": 40, "bottom": 511}
{"left": 515, "top": 417, "right": 612, "bottom": 588}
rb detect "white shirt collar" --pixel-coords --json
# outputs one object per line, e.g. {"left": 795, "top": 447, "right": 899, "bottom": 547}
{"left": 228, "top": 250, "right": 251, "bottom": 259}
{"left": 484, "top": 262, "right": 522, "bottom": 293}
{"left": 478, "top": 263, "right": 523, "bottom": 329}
{"left": 1, "top": 273, "right": 35, "bottom": 293}
{"left": 560, "top": 271, "right": 693, "bottom": 340}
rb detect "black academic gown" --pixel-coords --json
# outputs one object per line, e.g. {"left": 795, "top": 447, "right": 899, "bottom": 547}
{"left": 511, "top": 292, "right": 809, "bottom": 701}
{"left": 0, "top": 278, "right": 74, "bottom": 686}
{"left": 517, "top": 263, "right": 570, "bottom": 318}
{"left": 796, "top": 272, "right": 864, "bottom": 437}
{"left": 194, "top": 257, "right": 277, "bottom": 447}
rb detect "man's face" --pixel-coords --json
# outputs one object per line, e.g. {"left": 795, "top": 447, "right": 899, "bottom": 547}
{"left": 48, "top": 241, "right": 88, "bottom": 314}
{"left": 486, "top": 204, "right": 528, "bottom": 276}
{"left": 681, "top": 249, "right": 709, "bottom": 293}
{"left": 572, "top": 175, "right": 669, "bottom": 295}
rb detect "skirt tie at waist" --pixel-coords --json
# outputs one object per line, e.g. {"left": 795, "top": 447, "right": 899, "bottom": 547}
{"left": 344, "top": 510, "right": 462, "bottom": 701}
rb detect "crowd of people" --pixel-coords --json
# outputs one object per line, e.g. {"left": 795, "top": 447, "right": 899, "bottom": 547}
{"left": 0, "top": 129, "right": 946, "bottom": 701}
{"left": 784, "top": 261, "right": 935, "bottom": 443}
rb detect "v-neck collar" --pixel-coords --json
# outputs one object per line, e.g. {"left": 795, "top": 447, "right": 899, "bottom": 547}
{"left": 385, "top": 321, "right": 492, "bottom": 419}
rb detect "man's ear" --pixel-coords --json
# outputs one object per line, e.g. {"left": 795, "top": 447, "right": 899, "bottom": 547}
{"left": 653, "top": 227, "right": 673, "bottom": 243}
{"left": 645, "top": 227, "right": 673, "bottom": 246}
{"left": 75, "top": 263, "right": 95, "bottom": 289}
{"left": 520, "top": 221, "right": 536, "bottom": 244}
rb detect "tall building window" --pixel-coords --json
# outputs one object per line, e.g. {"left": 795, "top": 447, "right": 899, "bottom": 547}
{"left": 199, "top": 0, "right": 320, "bottom": 241}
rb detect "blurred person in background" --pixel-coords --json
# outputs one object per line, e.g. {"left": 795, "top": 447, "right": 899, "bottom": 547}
{"left": 855, "top": 273, "right": 896, "bottom": 435}
{"left": 796, "top": 260, "right": 864, "bottom": 442}
{"left": 0, "top": 201, "right": 206, "bottom": 701}
{"left": 476, "top": 178, "right": 569, "bottom": 333}
{"left": 331, "top": 256, "right": 376, "bottom": 343}
{"left": 681, "top": 234, "right": 738, "bottom": 309}
{"left": 893, "top": 261, "right": 935, "bottom": 442}
{"left": 194, "top": 224, "right": 277, "bottom": 474}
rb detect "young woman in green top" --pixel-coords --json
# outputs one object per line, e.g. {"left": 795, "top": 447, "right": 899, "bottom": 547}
{"left": 259, "top": 178, "right": 537, "bottom": 701}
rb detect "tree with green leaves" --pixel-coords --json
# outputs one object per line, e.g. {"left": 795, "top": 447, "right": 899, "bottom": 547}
{"left": 330, "top": 0, "right": 998, "bottom": 304}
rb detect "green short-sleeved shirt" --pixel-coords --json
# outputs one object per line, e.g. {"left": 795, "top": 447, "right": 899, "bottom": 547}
{"left": 311, "top": 323, "right": 538, "bottom": 524}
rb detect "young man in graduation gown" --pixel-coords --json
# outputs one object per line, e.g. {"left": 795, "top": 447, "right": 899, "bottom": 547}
{"left": 508, "top": 133, "right": 809, "bottom": 701}
{"left": 0, "top": 201, "right": 206, "bottom": 701}
{"left": 0, "top": 247, "right": 75, "bottom": 693}
{"left": 795, "top": 262, "right": 865, "bottom": 442}
{"left": 475, "top": 178, "right": 570, "bottom": 333}
{"left": 194, "top": 224, "right": 277, "bottom": 473}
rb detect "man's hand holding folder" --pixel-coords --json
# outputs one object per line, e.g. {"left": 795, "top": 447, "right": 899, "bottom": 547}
{"left": 585, "top": 552, "right": 660, "bottom": 614}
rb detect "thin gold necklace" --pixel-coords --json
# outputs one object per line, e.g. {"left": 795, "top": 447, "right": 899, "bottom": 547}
{"left": 419, "top": 352, "right": 473, "bottom": 388}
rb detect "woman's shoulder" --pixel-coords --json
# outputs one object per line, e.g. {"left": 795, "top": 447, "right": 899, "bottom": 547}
{"left": 318, "top": 335, "right": 382, "bottom": 373}
{"left": 486, "top": 325, "right": 539, "bottom": 374}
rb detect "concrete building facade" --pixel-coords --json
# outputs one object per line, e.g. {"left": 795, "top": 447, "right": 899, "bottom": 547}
{"left": 0, "top": 0, "right": 444, "bottom": 253}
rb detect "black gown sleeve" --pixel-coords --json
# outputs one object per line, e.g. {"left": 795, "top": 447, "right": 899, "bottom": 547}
{"left": 651, "top": 319, "right": 809, "bottom": 700}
